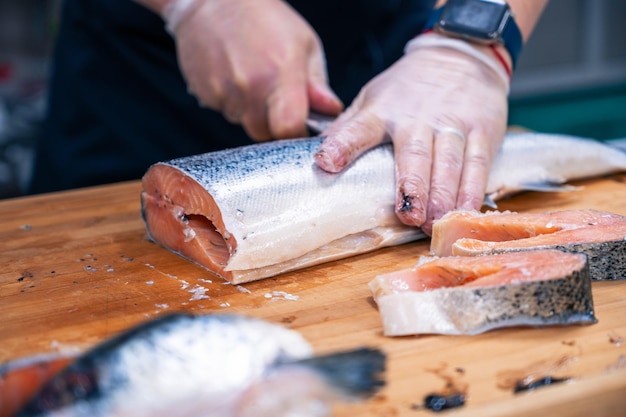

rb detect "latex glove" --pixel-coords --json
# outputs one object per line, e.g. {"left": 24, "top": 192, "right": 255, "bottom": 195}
{"left": 163, "top": 0, "right": 343, "bottom": 140}
{"left": 314, "top": 34, "right": 510, "bottom": 235}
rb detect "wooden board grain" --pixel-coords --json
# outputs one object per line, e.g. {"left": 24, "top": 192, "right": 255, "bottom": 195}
{"left": 1, "top": 175, "right": 626, "bottom": 416}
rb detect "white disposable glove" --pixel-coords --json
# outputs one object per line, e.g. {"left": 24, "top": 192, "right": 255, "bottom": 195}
{"left": 161, "top": 0, "right": 343, "bottom": 140}
{"left": 314, "top": 32, "right": 511, "bottom": 235}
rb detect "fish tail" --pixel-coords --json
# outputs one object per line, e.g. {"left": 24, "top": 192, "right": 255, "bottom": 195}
{"left": 294, "top": 347, "right": 386, "bottom": 399}
{"left": 606, "top": 137, "right": 626, "bottom": 153}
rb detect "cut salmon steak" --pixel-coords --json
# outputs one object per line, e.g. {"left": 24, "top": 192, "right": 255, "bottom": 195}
{"left": 369, "top": 250, "right": 596, "bottom": 336}
{"left": 140, "top": 138, "right": 424, "bottom": 284}
{"left": 431, "top": 209, "right": 626, "bottom": 281}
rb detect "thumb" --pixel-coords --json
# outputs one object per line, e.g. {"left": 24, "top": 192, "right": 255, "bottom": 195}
{"left": 307, "top": 48, "right": 343, "bottom": 116}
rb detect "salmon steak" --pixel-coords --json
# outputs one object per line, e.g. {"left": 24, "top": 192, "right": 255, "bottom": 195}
{"left": 430, "top": 209, "right": 626, "bottom": 281}
{"left": 369, "top": 250, "right": 596, "bottom": 336}
{"left": 141, "top": 138, "right": 424, "bottom": 284}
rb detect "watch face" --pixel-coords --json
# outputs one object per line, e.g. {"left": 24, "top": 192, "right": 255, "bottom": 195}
{"left": 438, "top": 0, "right": 510, "bottom": 42}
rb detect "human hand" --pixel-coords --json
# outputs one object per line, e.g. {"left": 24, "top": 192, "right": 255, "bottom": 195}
{"left": 314, "top": 33, "right": 510, "bottom": 235}
{"left": 164, "top": 0, "right": 343, "bottom": 140}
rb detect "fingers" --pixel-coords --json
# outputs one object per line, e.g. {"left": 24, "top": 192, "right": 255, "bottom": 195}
{"left": 420, "top": 126, "right": 467, "bottom": 235}
{"left": 318, "top": 114, "right": 493, "bottom": 235}
{"left": 233, "top": 65, "right": 325, "bottom": 141}
{"left": 314, "top": 110, "right": 387, "bottom": 173}
{"left": 266, "top": 79, "right": 309, "bottom": 140}
{"left": 306, "top": 50, "right": 344, "bottom": 117}
{"left": 263, "top": 39, "right": 342, "bottom": 140}
{"left": 455, "top": 129, "right": 501, "bottom": 210}
{"left": 393, "top": 124, "right": 434, "bottom": 228}
{"left": 172, "top": 0, "right": 339, "bottom": 142}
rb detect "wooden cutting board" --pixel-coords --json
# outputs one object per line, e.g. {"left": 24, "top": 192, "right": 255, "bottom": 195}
{"left": 1, "top": 174, "right": 625, "bottom": 416}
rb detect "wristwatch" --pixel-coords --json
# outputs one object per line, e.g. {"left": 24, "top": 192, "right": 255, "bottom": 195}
{"left": 423, "top": 0, "right": 523, "bottom": 69}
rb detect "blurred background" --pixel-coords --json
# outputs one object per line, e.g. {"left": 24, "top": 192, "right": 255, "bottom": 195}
{"left": 0, "top": 0, "right": 625, "bottom": 199}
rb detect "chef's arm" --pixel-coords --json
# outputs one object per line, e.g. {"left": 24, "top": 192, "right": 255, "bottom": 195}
{"left": 130, "top": 0, "right": 343, "bottom": 140}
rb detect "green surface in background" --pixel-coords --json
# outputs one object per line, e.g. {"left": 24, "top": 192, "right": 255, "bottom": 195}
{"left": 508, "top": 84, "right": 626, "bottom": 140}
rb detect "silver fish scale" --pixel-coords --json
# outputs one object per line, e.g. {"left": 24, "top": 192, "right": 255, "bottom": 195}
{"left": 166, "top": 137, "right": 325, "bottom": 190}
{"left": 161, "top": 137, "right": 400, "bottom": 271}
{"left": 162, "top": 136, "right": 396, "bottom": 220}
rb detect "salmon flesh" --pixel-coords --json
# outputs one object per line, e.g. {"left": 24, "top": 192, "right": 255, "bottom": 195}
{"left": 5, "top": 313, "right": 385, "bottom": 417}
{"left": 141, "top": 137, "right": 424, "bottom": 283}
{"left": 369, "top": 250, "right": 596, "bottom": 336}
{"left": 431, "top": 209, "right": 626, "bottom": 281}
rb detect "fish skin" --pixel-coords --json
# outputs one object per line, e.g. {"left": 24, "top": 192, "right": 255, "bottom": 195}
{"left": 142, "top": 137, "right": 425, "bottom": 283}
{"left": 141, "top": 129, "right": 626, "bottom": 283}
{"left": 485, "top": 132, "right": 626, "bottom": 204}
{"left": 12, "top": 313, "right": 385, "bottom": 417}
{"left": 369, "top": 250, "right": 597, "bottom": 336}
{"left": 431, "top": 209, "right": 626, "bottom": 281}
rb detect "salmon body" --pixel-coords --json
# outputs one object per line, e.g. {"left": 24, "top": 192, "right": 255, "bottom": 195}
{"left": 369, "top": 250, "right": 596, "bottom": 336}
{"left": 141, "top": 137, "right": 424, "bottom": 283}
{"left": 5, "top": 313, "right": 385, "bottom": 417}
{"left": 141, "top": 132, "right": 626, "bottom": 283}
{"left": 431, "top": 209, "right": 626, "bottom": 281}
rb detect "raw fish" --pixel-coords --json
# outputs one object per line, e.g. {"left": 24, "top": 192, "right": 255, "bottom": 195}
{"left": 430, "top": 209, "right": 626, "bottom": 281}
{"left": 141, "top": 131, "right": 626, "bottom": 283}
{"left": 141, "top": 138, "right": 424, "bottom": 283}
{"left": 369, "top": 250, "right": 596, "bottom": 336}
{"left": 4, "top": 313, "right": 385, "bottom": 417}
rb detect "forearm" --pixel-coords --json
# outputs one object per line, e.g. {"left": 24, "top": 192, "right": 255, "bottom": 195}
{"left": 506, "top": 0, "right": 548, "bottom": 42}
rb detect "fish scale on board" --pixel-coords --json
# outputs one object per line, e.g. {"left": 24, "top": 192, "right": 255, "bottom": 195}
{"left": 141, "top": 123, "right": 626, "bottom": 283}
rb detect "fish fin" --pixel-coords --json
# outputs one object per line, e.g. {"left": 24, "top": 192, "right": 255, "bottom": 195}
{"left": 605, "top": 138, "right": 626, "bottom": 153}
{"left": 483, "top": 182, "right": 583, "bottom": 208}
{"left": 293, "top": 347, "right": 386, "bottom": 399}
{"left": 518, "top": 182, "right": 583, "bottom": 193}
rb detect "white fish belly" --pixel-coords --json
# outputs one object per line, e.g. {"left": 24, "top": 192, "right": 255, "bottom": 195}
{"left": 156, "top": 138, "right": 424, "bottom": 278}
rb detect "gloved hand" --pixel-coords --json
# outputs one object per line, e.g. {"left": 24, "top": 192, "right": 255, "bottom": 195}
{"left": 314, "top": 33, "right": 511, "bottom": 235}
{"left": 162, "top": 0, "right": 343, "bottom": 140}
